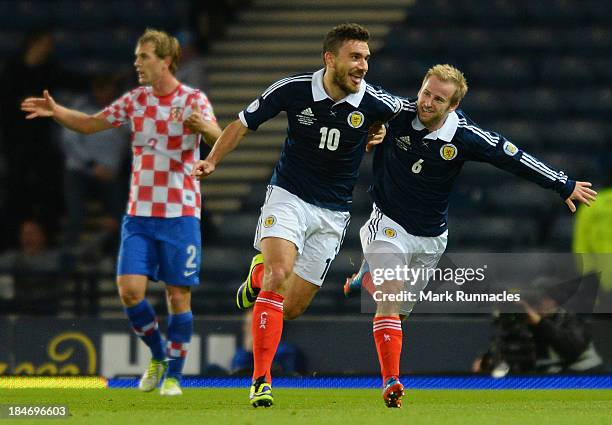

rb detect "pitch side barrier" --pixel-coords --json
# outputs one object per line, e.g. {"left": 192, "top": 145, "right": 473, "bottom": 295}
{"left": 1, "top": 375, "right": 611, "bottom": 389}
{"left": 106, "top": 375, "right": 612, "bottom": 390}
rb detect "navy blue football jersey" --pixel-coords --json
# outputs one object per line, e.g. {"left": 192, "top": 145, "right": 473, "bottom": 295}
{"left": 239, "top": 69, "right": 401, "bottom": 211}
{"left": 370, "top": 98, "right": 576, "bottom": 236}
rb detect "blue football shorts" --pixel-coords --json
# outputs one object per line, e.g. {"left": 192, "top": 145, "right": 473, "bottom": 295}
{"left": 117, "top": 215, "right": 201, "bottom": 286}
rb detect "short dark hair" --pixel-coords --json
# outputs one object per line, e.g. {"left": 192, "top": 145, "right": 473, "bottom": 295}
{"left": 322, "top": 23, "right": 370, "bottom": 57}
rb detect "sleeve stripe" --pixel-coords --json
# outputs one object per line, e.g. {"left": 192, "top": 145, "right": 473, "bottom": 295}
{"left": 365, "top": 85, "right": 398, "bottom": 108}
{"left": 365, "top": 87, "right": 399, "bottom": 112}
{"left": 367, "top": 93, "right": 396, "bottom": 110}
{"left": 261, "top": 74, "right": 312, "bottom": 99}
{"left": 262, "top": 73, "right": 310, "bottom": 97}
{"left": 458, "top": 120, "right": 498, "bottom": 147}
{"left": 519, "top": 157, "right": 558, "bottom": 181}
{"left": 458, "top": 119, "right": 500, "bottom": 141}
{"left": 522, "top": 152, "right": 565, "bottom": 180}
{"left": 457, "top": 117, "right": 569, "bottom": 184}
{"left": 400, "top": 99, "right": 416, "bottom": 111}
{"left": 365, "top": 84, "right": 395, "bottom": 101}
{"left": 262, "top": 78, "right": 312, "bottom": 99}
{"left": 238, "top": 110, "right": 248, "bottom": 127}
{"left": 366, "top": 88, "right": 397, "bottom": 104}
{"left": 365, "top": 84, "right": 394, "bottom": 97}
{"left": 521, "top": 153, "right": 567, "bottom": 182}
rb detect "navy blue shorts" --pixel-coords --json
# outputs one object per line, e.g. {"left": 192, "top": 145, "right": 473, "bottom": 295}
{"left": 117, "top": 215, "right": 201, "bottom": 286}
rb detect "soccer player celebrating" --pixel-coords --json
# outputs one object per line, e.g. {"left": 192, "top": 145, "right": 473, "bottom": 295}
{"left": 22, "top": 29, "right": 221, "bottom": 395}
{"left": 343, "top": 64, "right": 597, "bottom": 407}
{"left": 193, "top": 23, "right": 399, "bottom": 407}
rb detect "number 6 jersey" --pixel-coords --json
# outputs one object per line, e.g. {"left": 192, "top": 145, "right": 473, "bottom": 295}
{"left": 371, "top": 98, "right": 576, "bottom": 237}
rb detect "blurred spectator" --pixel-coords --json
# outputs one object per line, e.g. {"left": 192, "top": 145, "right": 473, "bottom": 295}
{"left": 473, "top": 277, "right": 604, "bottom": 375}
{"left": 175, "top": 30, "right": 211, "bottom": 93}
{"left": 0, "top": 30, "right": 87, "bottom": 250}
{"left": 573, "top": 164, "right": 612, "bottom": 305}
{"left": 231, "top": 309, "right": 306, "bottom": 376}
{"left": 60, "top": 74, "right": 130, "bottom": 250}
{"left": 0, "top": 218, "right": 63, "bottom": 315}
{"left": 190, "top": 1, "right": 247, "bottom": 53}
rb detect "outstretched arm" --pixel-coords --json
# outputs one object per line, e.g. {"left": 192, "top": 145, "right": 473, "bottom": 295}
{"left": 192, "top": 118, "right": 249, "bottom": 179}
{"left": 21, "top": 90, "right": 113, "bottom": 134}
{"left": 463, "top": 127, "right": 598, "bottom": 213}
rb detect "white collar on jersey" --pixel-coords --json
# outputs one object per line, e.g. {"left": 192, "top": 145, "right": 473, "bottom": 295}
{"left": 311, "top": 68, "right": 366, "bottom": 107}
{"left": 412, "top": 110, "right": 459, "bottom": 142}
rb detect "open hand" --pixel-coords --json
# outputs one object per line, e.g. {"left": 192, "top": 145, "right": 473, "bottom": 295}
{"left": 565, "top": 181, "right": 597, "bottom": 213}
{"left": 21, "top": 90, "right": 56, "bottom": 119}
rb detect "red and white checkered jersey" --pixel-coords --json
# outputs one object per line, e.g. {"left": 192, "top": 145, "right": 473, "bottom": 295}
{"left": 102, "top": 84, "right": 216, "bottom": 218}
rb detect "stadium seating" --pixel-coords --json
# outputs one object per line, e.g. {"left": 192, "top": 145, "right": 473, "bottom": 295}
{"left": 1, "top": 0, "right": 609, "bottom": 316}
{"left": 370, "top": 0, "right": 609, "bottom": 252}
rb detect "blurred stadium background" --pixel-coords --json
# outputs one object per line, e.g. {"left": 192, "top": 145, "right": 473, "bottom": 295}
{"left": 0, "top": 0, "right": 610, "bottom": 379}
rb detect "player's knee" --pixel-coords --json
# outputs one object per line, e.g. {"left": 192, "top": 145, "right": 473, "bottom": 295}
{"left": 166, "top": 288, "right": 191, "bottom": 313}
{"left": 167, "top": 294, "right": 185, "bottom": 311}
{"left": 263, "top": 264, "right": 292, "bottom": 291}
{"left": 118, "top": 289, "right": 144, "bottom": 307}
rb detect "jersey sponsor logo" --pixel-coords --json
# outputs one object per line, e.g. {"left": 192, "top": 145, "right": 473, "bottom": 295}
{"left": 263, "top": 215, "right": 276, "bottom": 228}
{"left": 246, "top": 99, "right": 260, "bottom": 113}
{"left": 347, "top": 111, "right": 365, "bottom": 128}
{"left": 383, "top": 227, "right": 397, "bottom": 238}
{"left": 440, "top": 143, "right": 458, "bottom": 160}
{"left": 183, "top": 270, "right": 197, "bottom": 277}
{"left": 169, "top": 107, "right": 184, "bottom": 121}
{"left": 396, "top": 135, "right": 411, "bottom": 150}
{"left": 503, "top": 141, "right": 519, "bottom": 156}
{"left": 297, "top": 107, "right": 316, "bottom": 126}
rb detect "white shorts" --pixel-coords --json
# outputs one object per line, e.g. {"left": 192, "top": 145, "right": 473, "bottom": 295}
{"left": 359, "top": 204, "right": 448, "bottom": 314}
{"left": 254, "top": 185, "right": 350, "bottom": 286}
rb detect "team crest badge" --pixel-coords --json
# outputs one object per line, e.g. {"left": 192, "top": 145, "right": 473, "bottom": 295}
{"left": 503, "top": 141, "right": 519, "bottom": 156}
{"left": 246, "top": 99, "right": 260, "bottom": 113}
{"left": 263, "top": 215, "right": 276, "bottom": 228}
{"left": 383, "top": 227, "right": 397, "bottom": 238}
{"left": 347, "top": 111, "right": 365, "bottom": 128}
{"left": 440, "top": 143, "right": 458, "bottom": 161}
{"left": 170, "top": 107, "right": 183, "bottom": 121}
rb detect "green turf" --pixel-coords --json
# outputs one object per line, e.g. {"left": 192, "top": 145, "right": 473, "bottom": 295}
{"left": 1, "top": 388, "right": 611, "bottom": 425}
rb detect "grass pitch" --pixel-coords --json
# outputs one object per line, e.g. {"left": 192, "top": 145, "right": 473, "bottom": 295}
{"left": 1, "top": 388, "right": 611, "bottom": 425}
